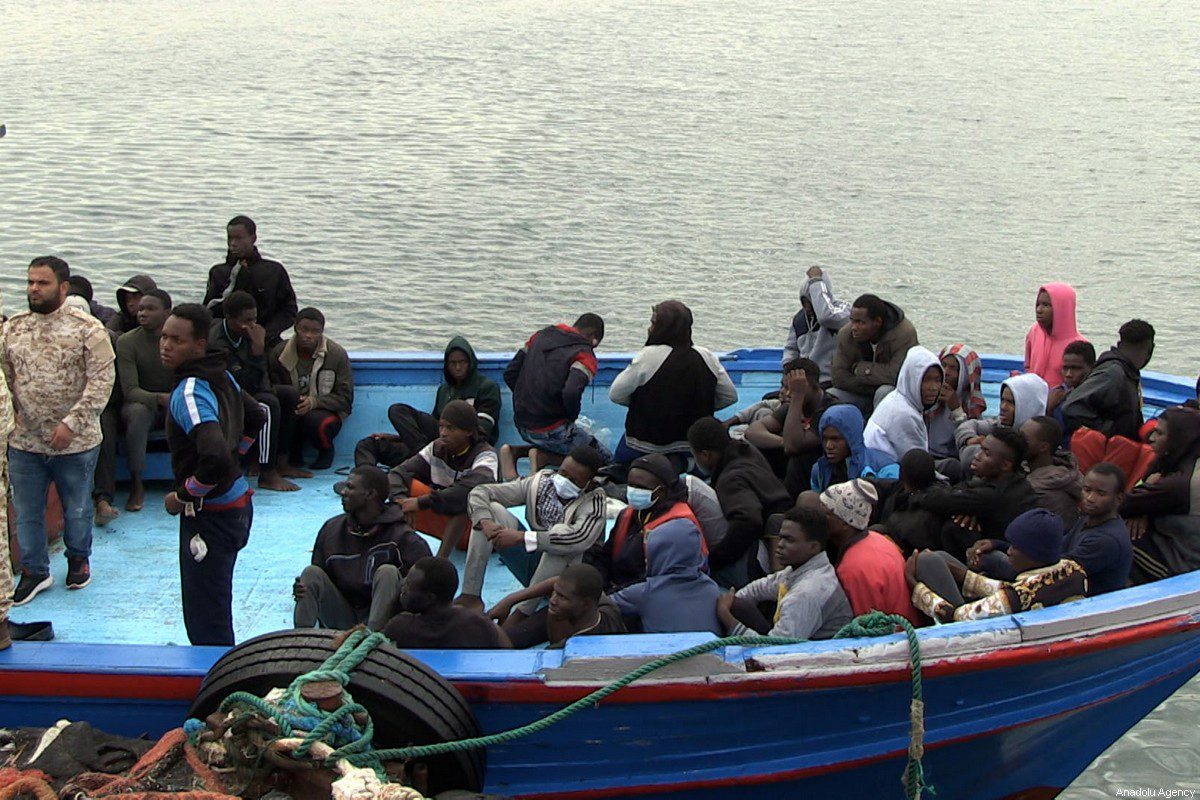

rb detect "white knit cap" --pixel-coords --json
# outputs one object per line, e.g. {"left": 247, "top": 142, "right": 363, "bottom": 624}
{"left": 820, "top": 479, "right": 879, "bottom": 530}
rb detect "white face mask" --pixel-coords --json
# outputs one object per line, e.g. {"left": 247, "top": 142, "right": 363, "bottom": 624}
{"left": 551, "top": 472, "right": 582, "bottom": 500}
{"left": 626, "top": 487, "right": 655, "bottom": 510}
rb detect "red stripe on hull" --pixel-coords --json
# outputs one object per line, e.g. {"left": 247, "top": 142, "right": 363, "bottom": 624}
{"left": 0, "top": 614, "right": 1196, "bottom": 707}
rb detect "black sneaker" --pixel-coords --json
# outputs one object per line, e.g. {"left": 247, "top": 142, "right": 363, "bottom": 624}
{"left": 13, "top": 572, "right": 52, "bottom": 606}
{"left": 66, "top": 557, "right": 91, "bottom": 590}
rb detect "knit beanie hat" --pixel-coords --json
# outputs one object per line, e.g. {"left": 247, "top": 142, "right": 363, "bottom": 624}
{"left": 819, "top": 479, "right": 878, "bottom": 530}
{"left": 1003, "top": 508, "right": 1064, "bottom": 566}
{"left": 440, "top": 400, "right": 479, "bottom": 433}
{"left": 630, "top": 453, "right": 680, "bottom": 488}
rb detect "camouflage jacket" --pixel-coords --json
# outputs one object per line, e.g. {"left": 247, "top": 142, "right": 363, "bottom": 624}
{"left": 2, "top": 303, "right": 116, "bottom": 454}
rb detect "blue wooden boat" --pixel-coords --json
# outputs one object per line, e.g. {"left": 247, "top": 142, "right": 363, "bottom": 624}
{"left": 1, "top": 348, "right": 1197, "bottom": 799}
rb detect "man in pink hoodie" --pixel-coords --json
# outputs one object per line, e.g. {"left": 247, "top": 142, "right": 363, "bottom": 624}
{"left": 1025, "top": 282, "right": 1088, "bottom": 388}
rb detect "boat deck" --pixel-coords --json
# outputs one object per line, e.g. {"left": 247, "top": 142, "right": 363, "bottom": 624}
{"left": 11, "top": 349, "right": 1183, "bottom": 647}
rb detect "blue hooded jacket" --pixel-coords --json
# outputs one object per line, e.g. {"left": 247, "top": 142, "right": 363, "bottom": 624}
{"left": 610, "top": 517, "right": 722, "bottom": 635}
{"left": 810, "top": 404, "right": 899, "bottom": 493}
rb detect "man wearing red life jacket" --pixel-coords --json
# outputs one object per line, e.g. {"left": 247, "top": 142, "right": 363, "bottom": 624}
{"left": 585, "top": 454, "right": 707, "bottom": 592}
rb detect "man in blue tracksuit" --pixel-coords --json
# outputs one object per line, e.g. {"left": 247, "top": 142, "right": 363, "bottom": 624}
{"left": 160, "top": 303, "right": 265, "bottom": 645}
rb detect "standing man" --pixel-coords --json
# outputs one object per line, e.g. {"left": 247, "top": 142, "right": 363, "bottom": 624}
{"left": 204, "top": 215, "right": 298, "bottom": 348}
{"left": 114, "top": 289, "right": 175, "bottom": 512}
{"left": 4, "top": 257, "right": 115, "bottom": 606}
{"left": 1060, "top": 319, "right": 1156, "bottom": 440}
{"left": 829, "top": 294, "right": 919, "bottom": 414}
{"left": 160, "top": 303, "right": 265, "bottom": 646}
{"left": 783, "top": 266, "right": 852, "bottom": 384}
{"left": 0, "top": 291, "right": 16, "bottom": 647}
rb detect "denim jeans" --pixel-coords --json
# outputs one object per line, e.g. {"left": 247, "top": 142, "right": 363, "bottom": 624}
{"left": 9, "top": 446, "right": 99, "bottom": 575}
{"left": 517, "top": 421, "right": 612, "bottom": 461}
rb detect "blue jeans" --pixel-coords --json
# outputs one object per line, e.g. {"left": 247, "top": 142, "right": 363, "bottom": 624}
{"left": 9, "top": 446, "right": 99, "bottom": 575}
{"left": 517, "top": 422, "right": 612, "bottom": 461}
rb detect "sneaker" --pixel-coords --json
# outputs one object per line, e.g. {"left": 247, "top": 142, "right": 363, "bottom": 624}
{"left": 13, "top": 572, "right": 53, "bottom": 606}
{"left": 66, "top": 557, "right": 91, "bottom": 590}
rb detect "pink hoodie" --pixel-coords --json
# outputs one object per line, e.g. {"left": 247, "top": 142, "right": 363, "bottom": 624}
{"left": 1024, "top": 282, "right": 1087, "bottom": 388}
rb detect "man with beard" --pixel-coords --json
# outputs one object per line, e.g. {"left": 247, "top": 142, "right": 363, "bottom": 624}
{"left": 160, "top": 303, "right": 265, "bottom": 646}
{"left": 204, "top": 215, "right": 298, "bottom": 347}
{"left": 4, "top": 257, "right": 115, "bottom": 606}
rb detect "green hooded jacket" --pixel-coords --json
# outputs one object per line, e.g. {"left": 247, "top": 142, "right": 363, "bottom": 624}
{"left": 434, "top": 336, "right": 502, "bottom": 444}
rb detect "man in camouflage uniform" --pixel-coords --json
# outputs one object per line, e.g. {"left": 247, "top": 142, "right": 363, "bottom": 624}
{"left": 0, "top": 293, "right": 13, "bottom": 648}
{"left": 3, "top": 257, "right": 115, "bottom": 606}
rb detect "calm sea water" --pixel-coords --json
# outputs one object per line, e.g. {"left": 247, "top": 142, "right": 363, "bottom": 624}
{"left": 2, "top": 0, "right": 1198, "bottom": 793}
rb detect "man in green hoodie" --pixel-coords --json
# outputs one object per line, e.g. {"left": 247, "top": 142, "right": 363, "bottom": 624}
{"left": 355, "top": 336, "right": 502, "bottom": 468}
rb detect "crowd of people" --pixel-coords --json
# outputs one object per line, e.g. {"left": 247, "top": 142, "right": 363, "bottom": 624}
{"left": 0, "top": 216, "right": 1195, "bottom": 653}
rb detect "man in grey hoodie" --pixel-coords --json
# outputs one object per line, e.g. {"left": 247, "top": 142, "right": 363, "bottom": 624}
{"left": 783, "top": 267, "right": 851, "bottom": 385}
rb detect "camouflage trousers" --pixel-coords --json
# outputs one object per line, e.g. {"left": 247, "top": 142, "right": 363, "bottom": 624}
{"left": 0, "top": 453, "right": 11, "bottom": 622}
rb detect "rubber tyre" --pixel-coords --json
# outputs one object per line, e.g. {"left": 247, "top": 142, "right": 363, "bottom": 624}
{"left": 188, "top": 629, "right": 485, "bottom": 794}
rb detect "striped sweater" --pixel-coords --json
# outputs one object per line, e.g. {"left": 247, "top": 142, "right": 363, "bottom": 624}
{"left": 467, "top": 471, "right": 608, "bottom": 555}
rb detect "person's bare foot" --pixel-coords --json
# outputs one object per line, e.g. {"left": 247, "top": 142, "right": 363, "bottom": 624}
{"left": 453, "top": 595, "right": 485, "bottom": 614}
{"left": 125, "top": 480, "right": 145, "bottom": 512}
{"left": 94, "top": 500, "right": 120, "bottom": 527}
{"left": 278, "top": 462, "right": 313, "bottom": 479}
{"left": 258, "top": 469, "right": 301, "bottom": 492}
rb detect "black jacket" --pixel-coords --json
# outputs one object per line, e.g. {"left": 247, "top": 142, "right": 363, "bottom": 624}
{"left": 707, "top": 441, "right": 793, "bottom": 571}
{"left": 913, "top": 472, "right": 1039, "bottom": 541}
{"left": 204, "top": 249, "right": 299, "bottom": 346}
{"left": 209, "top": 319, "right": 269, "bottom": 395}
{"left": 311, "top": 504, "right": 432, "bottom": 609}
{"left": 504, "top": 324, "right": 597, "bottom": 431}
{"left": 166, "top": 352, "right": 266, "bottom": 505}
{"left": 1060, "top": 349, "right": 1143, "bottom": 440}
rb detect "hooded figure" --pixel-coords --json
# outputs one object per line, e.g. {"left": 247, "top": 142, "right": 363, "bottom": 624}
{"left": 433, "top": 336, "right": 502, "bottom": 444}
{"left": 107, "top": 274, "right": 158, "bottom": 335}
{"left": 610, "top": 300, "right": 738, "bottom": 458}
{"left": 1122, "top": 407, "right": 1200, "bottom": 581}
{"left": 927, "top": 343, "right": 986, "bottom": 458}
{"left": 1025, "top": 283, "right": 1087, "bottom": 389}
{"left": 609, "top": 515, "right": 723, "bottom": 635}
{"left": 954, "top": 373, "right": 1049, "bottom": 464}
{"left": 863, "top": 347, "right": 943, "bottom": 461}
{"left": 783, "top": 271, "right": 851, "bottom": 382}
{"left": 810, "top": 404, "right": 899, "bottom": 492}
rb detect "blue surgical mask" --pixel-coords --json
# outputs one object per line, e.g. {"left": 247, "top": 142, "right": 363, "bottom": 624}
{"left": 627, "top": 487, "right": 655, "bottom": 510}
{"left": 551, "top": 472, "right": 581, "bottom": 500}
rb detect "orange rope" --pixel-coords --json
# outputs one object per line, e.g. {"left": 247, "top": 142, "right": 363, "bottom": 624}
{"left": 59, "top": 728, "right": 236, "bottom": 800}
{"left": 0, "top": 769, "right": 57, "bottom": 800}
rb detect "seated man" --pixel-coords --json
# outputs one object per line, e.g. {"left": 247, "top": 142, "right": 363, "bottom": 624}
{"left": 829, "top": 294, "right": 919, "bottom": 413}
{"left": 356, "top": 336, "right": 502, "bottom": 468}
{"left": 688, "top": 417, "right": 792, "bottom": 588}
{"left": 610, "top": 514, "right": 723, "bottom": 635}
{"left": 782, "top": 266, "right": 851, "bottom": 383}
{"left": 501, "top": 313, "right": 609, "bottom": 478}
{"left": 113, "top": 289, "right": 175, "bottom": 512}
{"left": 970, "top": 462, "right": 1131, "bottom": 594}
{"left": 388, "top": 400, "right": 499, "bottom": 558}
{"left": 862, "top": 346, "right": 943, "bottom": 461}
{"left": 744, "top": 358, "right": 838, "bottom": 495}
{"left": 1021, "top": 415, "right": 1082, "bottom": 527}
{"left": 458, "top": 445, "right": 607, "bottom": 615}
{"left": 819, "top": 480, "right": 922, "bottom": 625}
{"left": 106, "top": 274, "right": 158, "bottom": 335}
{"left": 872, "top": 449, "right": 945, "bottom": 554}
{"left": 717, "top": 506, "right": 852, "bottom": 639}
{"left": 913, "top": 428, "right": 1038, "bottom": 560}
{"left": 908, "top": 508, "right": 1086, "bottom": 623}
{"left": 382, "top": 557, "right": 510, "bottom": 649}
{"left": 210, "top": 290, "right": 306, "bottom": 491}
{"left": 586, "top": 454, "right": 706, "bottom": 591}
{"left": 486, "top": 563, "right": 627, "bottom": 648}
{"left": 1047, "top": 340, "right": 1096, "bottom": 432}
{"left": 1061, "top": 319, "right": 1155, "bottom": 440}
{"left": 269, "top": 307, "right": 354, "bottom": 470}
{"left": 955, "top": 373, "right": 1048, "bottom": 469}
{"left": 810, "top": 404, "right": 898, "bottom": 494}
{"left": 294, "top": 465, "right": 431, "bottom": 630}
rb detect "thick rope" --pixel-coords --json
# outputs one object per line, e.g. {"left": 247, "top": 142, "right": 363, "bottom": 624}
{"left": 197, "top": 613, "right": 932, "bottom": 798}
